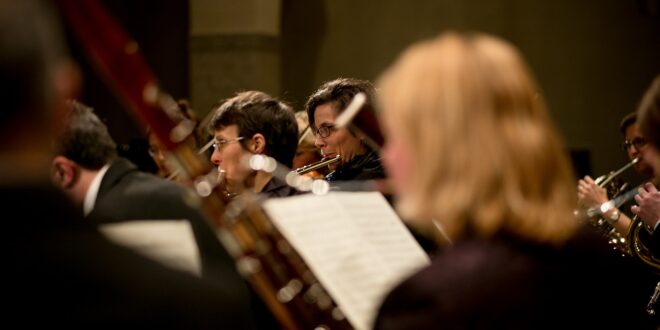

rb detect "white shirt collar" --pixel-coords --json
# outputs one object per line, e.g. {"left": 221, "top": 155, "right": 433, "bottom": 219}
{"left": 83, "top": 164, "right": 110, "bottom": 216}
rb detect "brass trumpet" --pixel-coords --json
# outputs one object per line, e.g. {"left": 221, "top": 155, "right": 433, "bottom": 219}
{"left": 294, "top": 155, "right": 341, "bottom": 175}
{"left": 581, "top": 157, "right": 640, "bottom": 253}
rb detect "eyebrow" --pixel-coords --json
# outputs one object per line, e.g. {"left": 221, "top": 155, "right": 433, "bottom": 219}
{"left": 214, "top": 134, "right": 232, "bottom": 140}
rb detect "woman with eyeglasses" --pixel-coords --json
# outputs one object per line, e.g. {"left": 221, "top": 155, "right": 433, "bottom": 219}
{"left": 304, "top": 77, "right": 385, "bottom": 182}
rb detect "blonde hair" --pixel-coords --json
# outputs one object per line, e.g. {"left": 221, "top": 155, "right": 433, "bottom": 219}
{"left": 378, "top": 32, "right": 578, "bottom": 245}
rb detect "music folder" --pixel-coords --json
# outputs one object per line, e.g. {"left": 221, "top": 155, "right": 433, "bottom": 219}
{"left": 262, "top": 191, "right": 430, "bottom": 330}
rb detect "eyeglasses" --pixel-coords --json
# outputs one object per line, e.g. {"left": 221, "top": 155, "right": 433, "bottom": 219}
{"left": 315, "top": 124, "right": 336, "bottom": 139}
{"left": 212, "top": 137, "right": 244, "bottom": 151}
{"left": 622, "top": 137, "right": 647, "bottom": 151}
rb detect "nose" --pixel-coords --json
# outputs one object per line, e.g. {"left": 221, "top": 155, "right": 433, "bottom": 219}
{"left": 314, "top": 134, "right": 326, "bottom": 148}
{"left": 210, "top": 148, "right": 222, "bottom": 165}
{"left": 629, "top": 145, "right": 640, "bottom": 158}
{"left": 154, "top": 149, "right": 166, "bottom": 163}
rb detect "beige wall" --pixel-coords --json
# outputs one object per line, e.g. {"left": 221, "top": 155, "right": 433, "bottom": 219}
{"left": 280, "top": 0, "right": 660, "bottom": 176}
{"left": 191, "top": 0, "right": 660, "bottom": 176}
{"left": 190, "top": 0, "right": 282, "bottom": 128}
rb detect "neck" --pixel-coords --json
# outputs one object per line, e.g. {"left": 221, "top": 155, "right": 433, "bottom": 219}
{"left": 252, "top": 171, "right": 274, "bottom": 193}
{"left": 67, "top": 167, "right": 101, "bottom": 209}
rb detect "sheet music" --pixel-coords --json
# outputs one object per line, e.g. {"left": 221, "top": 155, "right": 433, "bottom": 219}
{"left": 100, "top": 220, "right": 201, "bottom": 276}
{"left": 263, "top": 191, "right": 430, "bottom": 330}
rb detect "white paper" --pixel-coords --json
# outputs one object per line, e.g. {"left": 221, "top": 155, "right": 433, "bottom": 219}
{"left": 263, "top": 191, "right": 430, "bottom": 330}
{"left": 100, "top": 220, "right": 201, "bottom": 276}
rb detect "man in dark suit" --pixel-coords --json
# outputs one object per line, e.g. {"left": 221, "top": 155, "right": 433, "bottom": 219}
{"left": 2, "top": 0, "right": 255, "bottom": 328}
{"left": 51, "top": 101, "right": 278, "bottom": 327}
{"left": 52, "top": 101, "right": 237, "bottom": 277}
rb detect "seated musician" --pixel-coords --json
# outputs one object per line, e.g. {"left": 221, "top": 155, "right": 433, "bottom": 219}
{"left": 51, "top": 101, "right": 255, "bottom": 284}
{"left": 209, "top": 90, "right": 301, "bottom": 197}
{"left": 577, "top": 111, "right": 654, "bottom": 240}
{"left": 372, "top": 31, "right": 655, "bottom": 329}
{"left": 304, "top": 77, "right": 385, "bottom": 182}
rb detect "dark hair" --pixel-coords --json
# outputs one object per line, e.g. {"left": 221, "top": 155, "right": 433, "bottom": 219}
{"left": 619, "top": 112, "right": 637, "bottom": 136}
{"left": 638, "top": 75, "right": 660, "bottom": 148}
{"left": 55, "top": 101, "right": 118, "bottom": 169}
{"left": 304, "top": 77, "right": 377, "bottom": 132}
{"left": 209, "top": 91, "right": 298, "bottom": 167}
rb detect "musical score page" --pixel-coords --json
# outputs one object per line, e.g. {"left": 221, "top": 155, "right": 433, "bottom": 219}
{"left": 262, "top": 191, "right": 430, "bottom": 330}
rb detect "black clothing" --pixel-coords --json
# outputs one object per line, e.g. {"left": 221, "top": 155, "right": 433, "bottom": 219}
{"left": 3, "top": 184, "right": 255, "bottom": 329}
{"left": 261, "top": 175, "right": 305, "bottom": 198}
{"left": 325, "top": 150, "right": 384, "bottom": 182}
{"left": 89, "top": 158, "right": 244, "bottom": 283}
{"left": 375, "top": 226, "right": 658, "bottom": 329}
{"left": 88, "top": 158, "right": 270, "bottom": 328}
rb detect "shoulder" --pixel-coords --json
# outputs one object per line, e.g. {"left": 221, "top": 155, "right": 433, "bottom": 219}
{"left": 375, "top": 234, "right": 657, "bottom": 329}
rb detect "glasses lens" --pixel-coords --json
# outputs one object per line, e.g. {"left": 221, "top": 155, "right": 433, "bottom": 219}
{"left": 633, "top": 137, "right": 647, "bottom": 149}
{"left": 317, "top": 125, "right": 333, "bottom": 138}
{"left": 623, "top": 138, "right": 648, "bottom": 151}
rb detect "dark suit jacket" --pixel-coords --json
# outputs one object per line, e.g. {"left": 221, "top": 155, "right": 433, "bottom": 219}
{"left": 89, "top": 158, "right": 239, "bottom": 281}
{"left": 3, "top": 184, "right": 255, "bottom": 329}
{"left": 374, "top": 226, "right": 658, "bottom": 329}
{"left": 88, "top": 158, "right": 273, "bottom": 328}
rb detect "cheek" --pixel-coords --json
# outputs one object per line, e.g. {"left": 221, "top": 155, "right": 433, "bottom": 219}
{"left": 383, "top": 139, "right": 412, "bottom": 194}
{"left": 223, "top": 148, "right": 246, "bottom": 177}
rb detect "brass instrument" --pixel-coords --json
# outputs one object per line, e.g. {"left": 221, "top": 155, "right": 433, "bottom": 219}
{"left": 628, "top": 209, "right": 660, "bottom": 272}
{"left": 295, "top": 155, "right": 341, "bottom": 175}
{"left": 582, "top": 158, "right": 639, "bottom": 254}
{"left": 628, "top": 212, "right": 660, "bottom": 316}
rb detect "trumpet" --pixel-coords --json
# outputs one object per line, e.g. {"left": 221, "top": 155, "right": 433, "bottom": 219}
{"left": 580, "top": 157, "right": 640, "bottom": 254}
{"left": 294, "top": 155, "right": 341, "bottom": 175}
{"left": 594, "top": 157, "right": 639, "bottom": 187}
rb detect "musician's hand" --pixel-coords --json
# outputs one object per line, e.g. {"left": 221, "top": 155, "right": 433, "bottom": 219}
{"left": 631, "top": 182, "right": 660, "bottom": 230}
{"left": 577, "top": 175, "right": 608, "bottom": 210}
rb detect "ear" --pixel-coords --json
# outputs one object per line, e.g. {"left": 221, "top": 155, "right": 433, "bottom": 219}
{"left": 250, "top": 133, "right": 266, "bottom": 154}
{"left": 51, "top": 156, "right": 78, "bottom": 189}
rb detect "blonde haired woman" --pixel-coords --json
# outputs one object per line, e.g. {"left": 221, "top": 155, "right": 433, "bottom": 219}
{"left": 373, "top": 32, "right": 654, "bottom": 329}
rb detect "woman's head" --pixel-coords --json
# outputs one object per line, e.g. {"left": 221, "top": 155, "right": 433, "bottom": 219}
{"left": 305, "top": 78, "right": 376, "bottom": 170}
{"left": 378, "top": 32, "right": 577, "bottom": 245}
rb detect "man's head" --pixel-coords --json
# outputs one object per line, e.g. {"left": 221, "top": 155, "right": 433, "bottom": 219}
{"left": 304, "top": 78, "right": 376, "bottom": 170}
{"left": 51, "top": 101, "right": 117, "bottom": 203}
{"left": 619, "top": 112, "right": 653, "bottom": 177}
{"left": 209, "top": 91, "right": 298, "bottom": 187}
{"left": 637, "top": 75, "right": 660, "bottom": 177}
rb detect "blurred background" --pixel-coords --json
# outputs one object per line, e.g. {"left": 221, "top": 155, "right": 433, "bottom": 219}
{"left": 64, "top": 0, "right": 660, "bottom": 181}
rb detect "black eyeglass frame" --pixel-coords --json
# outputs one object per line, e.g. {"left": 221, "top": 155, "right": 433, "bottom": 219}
{"left": 314, "top": 124, "right": 336, "bottom": 139}
{"left": 622, "top": 137, "right": 647, "bottom": 151}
